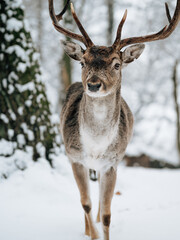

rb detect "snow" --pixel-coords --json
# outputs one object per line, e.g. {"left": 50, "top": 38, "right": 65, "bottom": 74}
{"left": 8, "top": 129, "right": 14, "bottom": 138}
{"left": 30, "top": 115, "right": 36, "bottom": 124}
{"left": 2, "top": 78, "right": 7, "bottom": 88}
{"left": 7, "top": 0, "right": 23, "bottom": 10}
{"left": 0, "top": 139, "right": 15, "bottom": 156}
{"left": 21, "top": 123, "right": 35, "bottom": 141}
{"left": 17, "top": 62, "right": 27, "bottom": 72}
{"left": 16, "top": 82, "right": 35, "bottom": 92}
{"left": 6, "top": 45, "right": 28, "bottom": 62}
{"left": 4, "top": 33, "right": 14, "bottom": 42}
{"left": 1, "top": 43, "right": 5, "bottom": 51}
{"left": 18, "top": 106, "right": 24, "bottom": 115}
{"left": 9, "top": 109, "right": 16, "bottom": 120}
{"left": 0, "top": 113, "right": 9, "bottom": 123}
{"left": 50, "top": 114, "right": 60, "bottom": 125}
{"left": 8, "top": 84, "right": 14, "bottom": 94}
{"left": 24, "top": 19, "right": 31, "bottom": 33}
{"left": 8, "top": 71, "right": 18, "bottom": 81}
{"left": 6, "top": 18, "right": 23, "bottom": 32}
{"left": 7, "top": 10, "right": 13, "bottom": 18}
{"left": 0, "top": 149, "right": 29, "bottom": 178}
{"left": 1, "top": 0, "right": 180, "bottom": 237}
{"left": 36, "top": 94, "right": 44, "bottom": 103}
{"left": 32, "top": 52, "right": 39, "bottom": 62}
{"left": 0, "top": 27, "right": 5, "bottom": 33}
{"left": 39, "top": 126, "right": 46, "bottom": 140}
{"left": 35, "top": 73, "right": 42, "bottom": 83}
{"left": 17, "top": 134, "right": 25, "bottom": 146}
{"left": 27, "top": 130, "right": 34, "bottom": 141}
{"left": 25, "top": 100, "right": 32, "bottom": 107}
{"left": 0, "top": 155, "right": 180, "bottom": 240}
{"left": 36, "top": 143, "right": 46, "bottom": 157}
{"left": 1, "top": 13, "right": 7, "bottom": 23}
{"left": 0, "top": 53, "right": 4, "bottom": 61}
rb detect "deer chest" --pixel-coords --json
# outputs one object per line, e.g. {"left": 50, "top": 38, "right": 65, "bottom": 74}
{"left": 79, "top": 124, "right": 119, "bottom": 170}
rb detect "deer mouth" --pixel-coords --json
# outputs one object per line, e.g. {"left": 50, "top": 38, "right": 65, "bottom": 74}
{"left": 86, "top": 75, "right": 103, "bottom": 95}
{"left": 86, "top": 84, "right": 104, "bottom": 97}
{"left": 87, "top": 82, "right": 102, "bottom": 92}
{"left": 85, "top": 83, "right": 111, "bottom": 98}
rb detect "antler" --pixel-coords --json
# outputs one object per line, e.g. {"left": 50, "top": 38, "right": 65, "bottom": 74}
{"left": 48, "top": 0, "right": 93, "bottom": 48}
{"left": 113, "top": 9, "right": 127, "bottom": 48}
{"left": 113, "top": 0, "right": 180, "bottom": 50}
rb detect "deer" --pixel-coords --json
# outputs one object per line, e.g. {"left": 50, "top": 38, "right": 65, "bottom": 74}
{"left": 48, "top": 0, "right": 180, "bottom": 239}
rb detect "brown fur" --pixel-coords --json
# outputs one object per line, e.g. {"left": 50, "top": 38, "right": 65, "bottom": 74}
{"left": 83, "top": 205, "right": 91, "bottom": 214}
{"left": 103, "top": 215, "right": 111, "bottom": 227}
{"left": 49, "top": 1, "right": 180, "bottom": 238}
{"left": 61, "top": 81, "right": 133, "bottom": 158}
{"left": 60, "top": 44, "right": 144, "bottom": 240}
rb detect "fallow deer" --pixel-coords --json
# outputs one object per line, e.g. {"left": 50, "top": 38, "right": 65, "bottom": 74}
{"left": 48, "top": 0, "right": 180, "bottom": 239}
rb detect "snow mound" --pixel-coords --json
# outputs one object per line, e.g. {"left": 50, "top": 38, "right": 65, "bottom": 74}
{"left": 0, "top": 156, "right": 180, "bottom": 240}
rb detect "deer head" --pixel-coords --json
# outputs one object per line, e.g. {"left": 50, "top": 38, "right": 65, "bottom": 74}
{"left": 49, "top": 0, "right": 180, "bottom": 97}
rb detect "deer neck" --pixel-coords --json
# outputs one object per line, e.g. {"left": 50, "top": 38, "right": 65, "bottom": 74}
{"left": 79, "top": 87, "right": 121, "bottom": 132}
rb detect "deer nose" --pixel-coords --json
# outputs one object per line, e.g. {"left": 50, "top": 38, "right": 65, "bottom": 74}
{"left": 87, "top": 82, "right": 101, "bottom": 92}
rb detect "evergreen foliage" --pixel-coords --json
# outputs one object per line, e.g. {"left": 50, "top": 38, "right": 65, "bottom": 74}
{"left": 0, "top": 0, "right": 60, "bottom": 169}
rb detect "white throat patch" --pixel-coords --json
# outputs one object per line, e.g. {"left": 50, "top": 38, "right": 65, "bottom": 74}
{"left": 93, "top": 102, "right": 107, "bottom": 120}
{"left": 80, "top": 122, "right": 118, "bottom": 170}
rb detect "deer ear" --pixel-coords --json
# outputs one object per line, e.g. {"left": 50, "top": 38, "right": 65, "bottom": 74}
{"left": 122, "top": 44, "right": 145, "bottom": 67}
{"left": 61, "top": 40, "right": 85, "bottom": 61}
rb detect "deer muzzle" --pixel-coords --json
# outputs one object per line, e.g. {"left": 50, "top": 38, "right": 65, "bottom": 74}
{"left": 87, "top": 82, "right": 101, "bottom": 92}
{"left": 87, "top": 75, "right": 102, "bottom": 92}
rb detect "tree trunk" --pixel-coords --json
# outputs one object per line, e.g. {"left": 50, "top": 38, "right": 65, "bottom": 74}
{"left": 0, "top": 0, "right": 60, "bottom": 177}
{"left": 58, "top": 0, "right": 72, "bottom": 109}
{"left": 172, "top": 60, "right": 180, "bottom": 163}
{"left": 106, "top": 0, "right": 114, "bottom": 45}
{"left": 37, "top": 0, "right": 43, "bottom": 60}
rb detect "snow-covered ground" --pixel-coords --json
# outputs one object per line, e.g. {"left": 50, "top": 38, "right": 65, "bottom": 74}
{"left": 0, "top": 154, "right": 180, "bottom": 240}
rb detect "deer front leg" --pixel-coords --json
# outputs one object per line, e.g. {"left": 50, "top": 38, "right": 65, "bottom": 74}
{"left": 96, "top": 201, "right": 101, "bottom": 223}
{"left": 85, "top": 214, "right": 90, "bottom": 236}
{"left": 100, "top": 167, "right": 117, "bottom": 240}
{"left": 96, "top": 172, "right": 101, "bottom": 223}
{"left": 71, "top": 162, "right": 99, "bottom": 240}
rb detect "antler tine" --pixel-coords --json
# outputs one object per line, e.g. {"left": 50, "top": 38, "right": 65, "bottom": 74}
{"left": 48, "top": 0, "right": 90, "bottom": 47}
{"left": 165, "top": 2, "right": 172, "bottom": 23}
{"left": 70, "top": 3, "right": 93, "bottom": 47}
{"left": 116, "top": 0, "right": 180, "bottom": 50}
{"left": 113, "top": 9, "right": 127, "bottom": 48}
{"left": 162, "top": 0, "right": 180, "bottom": 38}
{"left": 56, "top": 0, "right": 70, "bottom": 21}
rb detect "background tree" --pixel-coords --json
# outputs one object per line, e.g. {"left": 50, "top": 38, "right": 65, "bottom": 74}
{"left": 0, "top": 0, "right": 60, "bottom": 176}
{"left": 106, "top": 0, "right": 114, "bottom": 45}
{"left": 59, "top": 0, "right": 73, "bottom": 108}
{"left": 37, "top": 0, "right": 43, "bottom": 59}
{"left": 22, "top": 0, "right": 180, "bottom": 166}
{"left": 172, "top": 60, "right": 180, "bottom": 163}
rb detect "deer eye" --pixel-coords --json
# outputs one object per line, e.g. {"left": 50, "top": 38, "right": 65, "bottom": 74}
{"left": 114, "top": 63, "right": 120, "bottom": 70}
{"left": 80, "top": 62, "right": 85, "bottom": 68}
